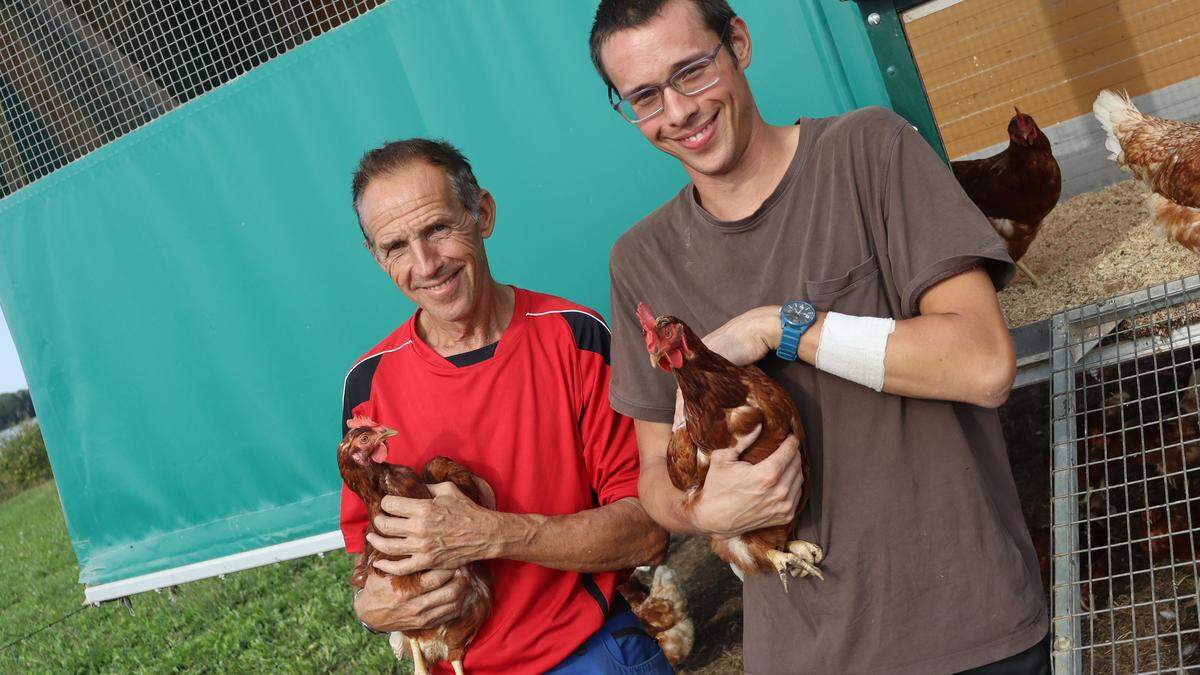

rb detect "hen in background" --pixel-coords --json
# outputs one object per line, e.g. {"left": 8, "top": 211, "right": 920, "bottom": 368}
{"left": 337, "top": 417, "right": 492, "bottom": 675}
{"left": 618, "top": 565, "right": 694, "bottom": 667}
{"left": 952, "top": 108, "right": 1061, "bottom": 286}
{"left": 1094, "top": 89, "right": 1200, "bottom": 251}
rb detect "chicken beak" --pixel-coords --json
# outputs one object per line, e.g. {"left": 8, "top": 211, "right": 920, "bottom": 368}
{"left": 380, "top": 428, "right": 398, "bottom": 439}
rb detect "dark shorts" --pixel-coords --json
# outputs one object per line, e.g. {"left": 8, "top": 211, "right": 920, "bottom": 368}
{"left": 547, "top": 598, "right": 673, "bottom": 675}
{"left": 957, "top": 632, "right": 1052, "bottom": 675}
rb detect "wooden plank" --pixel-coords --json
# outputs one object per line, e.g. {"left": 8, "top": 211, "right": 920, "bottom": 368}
{"left": 942, "top": 45, "right": 1200, "bottom": 156}
{"left": 927, "top": 4, "right": 1200, "bottom": 117}
{"left": 906, "top": 0, "right": 1200, "bottom": 157}
{"left": 911, "top": 0, "right": 1124, "bottom": 73}
{"left": 903, "top": 0, "right": 1052, "bottom": 41}
{"left": 920, "top": 0, "right": 1178, "bottom": 90}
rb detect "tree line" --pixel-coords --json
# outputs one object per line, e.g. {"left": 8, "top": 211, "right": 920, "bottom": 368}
{"left": 0, "top": 389, "right": 35, "bottom": 431}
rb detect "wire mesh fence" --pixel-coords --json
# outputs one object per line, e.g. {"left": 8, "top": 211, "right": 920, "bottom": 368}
{"left": 1051, "top": 274, "right": 1200, "bottom": 674}
{"left": 0, "top": 0, "right": 384, "bottom": 199}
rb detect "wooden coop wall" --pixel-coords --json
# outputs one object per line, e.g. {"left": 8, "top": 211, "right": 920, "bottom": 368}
{"left": 904, "top": 0, "right": 1200, "bottom": 160}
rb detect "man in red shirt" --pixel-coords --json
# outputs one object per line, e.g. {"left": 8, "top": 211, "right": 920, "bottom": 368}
{"left": 342, "top": 137, "right": 670, "bottom": 673}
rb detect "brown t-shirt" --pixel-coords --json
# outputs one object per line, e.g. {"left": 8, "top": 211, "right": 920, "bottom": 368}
{"left": 608, "top": 107, "right": 1047, "bottom": 674}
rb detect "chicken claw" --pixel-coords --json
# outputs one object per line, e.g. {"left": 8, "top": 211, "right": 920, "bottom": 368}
{"left": 765, "top": 541, "right": 825, "bottom": 592}
{"left": 787, "top": 539, "right": 825, "bottom": 579}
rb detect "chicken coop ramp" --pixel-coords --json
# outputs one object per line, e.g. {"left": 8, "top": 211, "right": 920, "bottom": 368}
{"left": 1050, "top": 273, "right": 1200, "bottom": 674}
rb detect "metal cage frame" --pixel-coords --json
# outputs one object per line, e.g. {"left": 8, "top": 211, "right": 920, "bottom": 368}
{"left": 1051, "top": 274, "right": 1200, "bottom": 674}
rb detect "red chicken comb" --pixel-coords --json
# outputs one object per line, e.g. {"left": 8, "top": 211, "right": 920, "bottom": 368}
{"left": 346, "top": 415, "right": 379, "bottom": 430}
{"left": 636, "top": 302, "right": 657, "bottom": 333}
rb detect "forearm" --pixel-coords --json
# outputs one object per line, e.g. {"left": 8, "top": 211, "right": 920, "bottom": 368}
{"left": 872, "top": 311, "right": 1014, "bottom": 406}
{"left": 731, "top": 294, "right": 1012, "bottom": 407}
{"left": 636, "top": 462, "right": 709, "bottom": 536}
{"left": 487, "top": 497, "right": 667, "bottom": 572}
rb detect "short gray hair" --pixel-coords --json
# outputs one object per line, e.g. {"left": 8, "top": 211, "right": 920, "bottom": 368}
{"left": 350, "top": 138, "right": 483, "bottom": 243}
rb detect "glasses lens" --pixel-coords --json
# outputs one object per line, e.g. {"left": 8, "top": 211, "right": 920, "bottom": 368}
{"left": 673, "top": 59, "right": 719, "bottom": 95}
{"left": 619, "top": 89, "right": 663, "bottom": 122}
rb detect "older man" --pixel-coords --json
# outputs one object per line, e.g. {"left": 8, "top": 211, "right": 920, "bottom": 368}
{"left": 341, "top": 138, "right": 670, "bottom": 674}
{"left": 591, "top": 0, "right": 1049, "bottom": 673}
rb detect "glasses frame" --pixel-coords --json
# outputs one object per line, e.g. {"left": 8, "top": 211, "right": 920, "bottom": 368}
{"left": 609, "top": 22, "right": 732, "bottom": 124}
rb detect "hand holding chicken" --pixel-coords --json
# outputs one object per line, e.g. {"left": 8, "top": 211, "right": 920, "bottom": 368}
{"left": 637, "top": 303, "right": 823, "bottom": 590}
{"left": 337, "top": 418, "right": 492, "bottom": 675}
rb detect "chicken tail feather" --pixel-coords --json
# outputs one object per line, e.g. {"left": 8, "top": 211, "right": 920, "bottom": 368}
{"left": 1093, "top": 89, "right": 1140, "bottom": 163}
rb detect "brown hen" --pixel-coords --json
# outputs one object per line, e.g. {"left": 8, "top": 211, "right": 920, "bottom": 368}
{"left": 337, "top": 417, "right": 492, "bottom": 675}
{"left": 1094, "top": 89, "right": 1200, "bottom": 251}
{"left": 636, "top": 303, "right": 823, "bottom": 590}
{"left": 951, "top": 108, "right": 1060, "bottom": 285}
{"left": 618, "top": 565, "right": 694, "bottom": 667}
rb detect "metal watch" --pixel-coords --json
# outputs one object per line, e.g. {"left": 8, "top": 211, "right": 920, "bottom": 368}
{"left": 776, "top": 301, "right": 817, "bottom": 362}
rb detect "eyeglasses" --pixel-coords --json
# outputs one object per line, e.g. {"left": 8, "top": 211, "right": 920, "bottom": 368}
{"left": 609, "top": 23, "right": 731, "bottom": 124}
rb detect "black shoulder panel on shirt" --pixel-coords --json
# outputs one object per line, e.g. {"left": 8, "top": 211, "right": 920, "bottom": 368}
{"left": 342, "top": 353, "right": 383, "bottom": 436}
{"left": 561, "top": 311, "right": 610, "bottom": 365}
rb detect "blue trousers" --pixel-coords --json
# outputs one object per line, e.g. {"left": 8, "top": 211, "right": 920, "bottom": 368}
{"left": 547, "top": 600, "right": 674, "bottom": 674}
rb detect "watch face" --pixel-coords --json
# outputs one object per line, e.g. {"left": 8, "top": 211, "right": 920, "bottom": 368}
{"left": 784, "top": 302, "right": 815, "bottom": 325}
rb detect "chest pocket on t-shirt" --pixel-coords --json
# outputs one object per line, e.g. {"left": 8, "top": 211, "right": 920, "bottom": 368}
{"left": 804, "top": 254, "right": 882, "bottom": 313}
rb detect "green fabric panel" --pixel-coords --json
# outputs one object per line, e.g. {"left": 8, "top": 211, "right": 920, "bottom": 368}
{"left": 0, "top": 0, "right": 887, "bottom": 587}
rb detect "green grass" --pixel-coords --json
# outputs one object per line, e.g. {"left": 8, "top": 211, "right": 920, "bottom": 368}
{"left": 0, "top": 482, "right": 409, "bottom": 673}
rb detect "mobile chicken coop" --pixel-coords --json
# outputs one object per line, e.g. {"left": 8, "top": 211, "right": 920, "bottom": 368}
{"left": 1, "top": 0, "right": 1198, "bottom": 672}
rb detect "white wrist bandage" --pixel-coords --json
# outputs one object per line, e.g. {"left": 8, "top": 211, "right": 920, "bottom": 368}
{"left": 814, "top": 312, "right": 896, "bottom": 392}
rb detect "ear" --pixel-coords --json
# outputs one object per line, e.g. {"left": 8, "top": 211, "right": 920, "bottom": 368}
{"left": 728, "top": 16, "right": 752, "bottom": 70}
{"left": 476, "top": 189, "right": 497, "bottom": 239}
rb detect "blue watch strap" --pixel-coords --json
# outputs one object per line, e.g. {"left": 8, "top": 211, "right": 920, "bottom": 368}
{"left": 776, "top": 327, "right": 802, "bottom": 361}
{"left": 776, "top": 302, "right": 815, "bottom": 362}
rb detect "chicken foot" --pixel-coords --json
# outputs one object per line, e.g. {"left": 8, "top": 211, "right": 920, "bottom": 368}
{"left": 764, "top": 540, "right": 825, "bottom": 591}
{"left": 409, "top": 638, "right": 428, "bottom": 675}
{"left": 1015, "top": 260, "right": 1041, "bottom": 286}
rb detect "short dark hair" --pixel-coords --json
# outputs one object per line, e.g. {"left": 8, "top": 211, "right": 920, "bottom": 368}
{"left": 588, "top": 0, "right": 735, "bottom": 94}
{"left": 350, "top": 138, "right": 482, "bottom": 243}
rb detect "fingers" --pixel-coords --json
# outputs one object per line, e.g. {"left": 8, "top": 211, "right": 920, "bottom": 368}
{"left": 784, "top": 457, "right": 806, "bottom": 507}
{"left": 426, "top": 481, "right": 463, "bottom": 498}
{"left": 727, "top": 424, "right": 763, "bottom": 454}
{"left": 372, "top": 514, "right": 417, "bottom": 538}
{"left": 372, "top": 553, "right": 432, "bottom": 577}
{"left": 709, "top": 424, "right": 763, "bottom": 466}
{"left": 407, "top": 574, "right": 469, "bottom": 626}
{"left": 380, "top": 495, "right": 427, "bottom": 516}
{"left": 417, "top": 569, "right": 456, "bottom": 592}
{"left": 366, "top": 531, "right": 423, "bottom": 557}
{"left": 361, "top": 572, "right": 468, "bottom": 632}
{"left": 759, "top": 433, "right": 799, "bottom": 470}
{"left": 473, "top": 476, "right": 497, "bottom": 510}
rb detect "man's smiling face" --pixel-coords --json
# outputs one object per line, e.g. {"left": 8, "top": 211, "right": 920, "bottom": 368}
{"left": 357, "top": 161, "right": 493, "bottom": 324}
{"left": 600, "top": 0, "right": 754, "bottom": 178}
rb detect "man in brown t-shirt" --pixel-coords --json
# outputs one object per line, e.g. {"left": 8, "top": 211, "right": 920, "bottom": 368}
{"left": 589, "top": 1, "right": 1049, "bottom": 672}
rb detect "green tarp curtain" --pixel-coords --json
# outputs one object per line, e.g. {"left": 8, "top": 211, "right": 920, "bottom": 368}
{"left": 0, "top": 0, "right": 887, "bottom": 588}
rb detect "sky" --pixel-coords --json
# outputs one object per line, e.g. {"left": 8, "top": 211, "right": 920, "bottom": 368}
{"left": 0, "top": 306, "right": 28, "bottom": 394}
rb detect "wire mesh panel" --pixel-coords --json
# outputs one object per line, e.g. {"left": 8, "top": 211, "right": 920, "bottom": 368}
{"left": 0, "top": 0, "right": 384, "bottom": 198}
{"left": 1051, "top": 274, "right": 1200, "bottom": 674}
